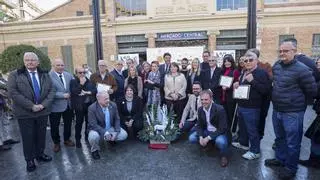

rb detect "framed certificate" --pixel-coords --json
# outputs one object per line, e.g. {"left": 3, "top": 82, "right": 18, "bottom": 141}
{"left": 233, "top": 85, "right": 250, "bottom": 99}
{"left": 219, "top": 75, "right": 234, "bottom": 88}
{"left": 97, "top": 83, "right": 111, "bottom": 93}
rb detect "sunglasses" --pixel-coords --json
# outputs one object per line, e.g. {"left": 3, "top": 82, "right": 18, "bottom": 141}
{"left": 77, "top": 72, "right": 85, "bottom": 74}
{"left": 244, "top": 58, "right": 254, "bottom": 63}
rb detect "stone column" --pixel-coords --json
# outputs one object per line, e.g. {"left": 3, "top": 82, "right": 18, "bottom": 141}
{"left": 145, "top": 33, "right": 157, "bottom": 48}
{"left": 207, "top": 30, "right": 220, "bottom": 52}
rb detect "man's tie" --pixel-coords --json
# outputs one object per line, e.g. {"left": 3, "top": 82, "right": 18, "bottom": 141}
{"left": 59, "top": 74, "right": 64, "bottom": 86}
{"left": 31, "top": 72, "right": 40, "bottom": 104}
{"left": 104, "top": 107, "right": 111, "bottom": 130}
{"left": 195, "top": 96, "right": 198, "bottom": 111}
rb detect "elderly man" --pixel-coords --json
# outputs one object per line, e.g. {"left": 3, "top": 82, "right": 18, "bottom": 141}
{"left": 8, "top": 52, "right": 55, "bottom": 172}
{"left": 232, "top": 51, "right": 272, "bottom": 160}
{"left": 90, "top": 60, "right": 117, "bottom": 96}
{"left": 88, "top": 92, "right": 127, "bottom": 160}
{"left": 265, "top": 39, "right": 317, "bottom": 179}
{"left": 110, "top": 60, "right": 125, "bottom": 101}
{"left": 49, "top": 58, "right": 75, "bottom": 152}
{"left": 189, "top": 90, "right": 229, "bottom": 167}
{"left": 179, "top": 81, "right": 202, "bottom": 132}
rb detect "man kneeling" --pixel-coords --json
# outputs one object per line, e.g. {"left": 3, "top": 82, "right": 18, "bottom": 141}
{"left": 189, "top": 90, "right": 229, "bottom": 167}
{"left": 88, "top": 91, "right": 128, "bottom": 159}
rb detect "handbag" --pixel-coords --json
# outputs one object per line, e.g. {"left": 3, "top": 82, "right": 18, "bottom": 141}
{"left": 305, "top": 115, "right": 320, "bottom": 144}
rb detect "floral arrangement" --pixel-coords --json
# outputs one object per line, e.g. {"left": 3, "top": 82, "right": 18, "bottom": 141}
{"left": 138, "top": 104, "right": 180, "bottom": 142}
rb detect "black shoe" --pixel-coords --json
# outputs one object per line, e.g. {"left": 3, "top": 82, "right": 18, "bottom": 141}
{"left": 265, "top": 158, "right": 284, "bottom": 167}
{"left": 26, "top": 160, "right": 36, "bottom": 172}
{"left": 36, "top": 154, "right": 52, "bottom": 162}
{"left": 299, "top": 159, "right": 320, "bottom": 168}
{"left": 0, "top": 145, "right": 11, "bottom": 151}
{"left": 279, "top": 168, "right": 295, "bottom": 180}
{"left": 92, "top": 151, "right": 100, "bottom": 160}
{"left": 3, "top": 139, "right": 20, "bottom": 145}
{"left": 76, "top": 141, "right": 82, "bottom": 148}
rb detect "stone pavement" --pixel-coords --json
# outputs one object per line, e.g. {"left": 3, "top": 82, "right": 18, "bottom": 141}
{"left": 0, "top": 105, "right": 319, "bottom": 180}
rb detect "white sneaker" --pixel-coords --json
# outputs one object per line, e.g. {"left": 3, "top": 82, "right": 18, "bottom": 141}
{"left": 242, "top": 151, "right": 260, "bottom": 160}
{"left": 232, "top": 142, "right": 249, "bottom": 150}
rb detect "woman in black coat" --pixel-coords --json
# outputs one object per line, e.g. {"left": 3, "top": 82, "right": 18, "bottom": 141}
{"left": 117, "top": 85, "right": 143, "bottom": 139}
{"left": 70, "top": 67, "right": 97, "bottom": 148}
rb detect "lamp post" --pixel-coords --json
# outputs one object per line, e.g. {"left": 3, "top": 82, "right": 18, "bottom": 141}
{"left": 92, "top": 0, "right": 103, "bottom": 61}
{"left": 247, "top": 0, "right": 257, "bottom": 49}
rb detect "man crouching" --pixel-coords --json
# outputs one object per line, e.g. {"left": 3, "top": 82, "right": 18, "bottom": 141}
{"left": 189, "top": 90, "right": 229, "bottom": 167}
{"left": 88, "top": 91, "right": 128, "bottom": 159}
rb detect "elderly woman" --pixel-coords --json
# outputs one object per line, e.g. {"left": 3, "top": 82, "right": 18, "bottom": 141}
{"left": 124, "top": 66, "right": 143, "bottom": 98}
{"left": 70, "top": 67, "right": 97, "bottom": 148}
{"left": 164, "top": 62, "right": 187, "bottom": 122}
{"left": 117, "top": 85, "right": 143, "bottom": 139}
{"left": 145, "top": 61, "right": 161, "bottom": 106}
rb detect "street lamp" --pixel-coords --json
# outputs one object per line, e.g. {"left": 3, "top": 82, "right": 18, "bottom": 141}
{"left": 247, "top": 0, "right": 257, "bottom": 49}
{"left": 92, "top": 0, "right": 103, "bottom": 62}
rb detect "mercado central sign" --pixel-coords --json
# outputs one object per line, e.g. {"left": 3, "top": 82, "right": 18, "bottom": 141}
{"left": 157, "top": 31, "right": 208, "bottom": 41}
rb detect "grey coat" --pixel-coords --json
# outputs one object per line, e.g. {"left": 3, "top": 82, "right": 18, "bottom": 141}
{"left": 7, "top": 67, "right": 55, "bottom": 119}
{"left": 88, "top": 101, "right": 121, "bottom": 137}
{"left": 49, "top": 70, "right": 73, "bottom": 112}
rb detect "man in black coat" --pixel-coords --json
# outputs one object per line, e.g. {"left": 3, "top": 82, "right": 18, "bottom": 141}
{"left": 188, "top": 90, "right": 229, "bottom": 167}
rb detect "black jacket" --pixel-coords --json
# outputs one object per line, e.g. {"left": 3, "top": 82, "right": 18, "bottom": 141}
{"left": 117, "top": 96, "right": 143, "bottom": 128}
{"left": 70, "top": 77, "right": 97, "bottom": 111}
{"left": 237, "top": 67, "right": 272, "bottom": 108}
{"left": 200, "top": 67, "right": 222, "bottom": 103}
{"left": 272, "top": 59, "right": 317, "bottom": 112}
{"left": 197, "top": 103, "right": 227, "bottom": 139}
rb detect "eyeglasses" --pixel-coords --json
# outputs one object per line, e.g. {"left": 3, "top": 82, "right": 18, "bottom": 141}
{"left": 77, "top": 72, "right": 85, "bottom": 74}
{"left": 278, "top": 49, "right": 294, "bottom": 54}
{"left": 208, "top": 60, "right": 216, "bottom": 62}
{"left": 244, "top": 58, "right": 254, "bottom": 63}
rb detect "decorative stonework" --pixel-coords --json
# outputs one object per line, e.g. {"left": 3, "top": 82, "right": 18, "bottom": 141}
{"left": 154, "top": 0, "right": 208, "bottom": 16}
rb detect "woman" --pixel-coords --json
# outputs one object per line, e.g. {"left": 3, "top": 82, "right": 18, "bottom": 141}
{"left": 70, "top": 67, "right": 97, "bottom": 148}
{"left": 186, "top": 58, "right": 202, "bottom": 95}
{"left": 220, "top": 55, "right": 240, "bottom": 132}
{"left": 124, "top": 66, "right": 143, "bottom": 98}
{"left": 145, "top": 61, "right": 161, "bottom": 106}
{"left": 117, "top": 85, "right": 143, "bottom": 139}
{"left": 139, "top": 62, "right": 151, "bottom": 104}
{"left": 164, "top": 62, "right": 187, "bottom": 123}
{"left": 299, "top": 57, "right": 320, "bottom": 168}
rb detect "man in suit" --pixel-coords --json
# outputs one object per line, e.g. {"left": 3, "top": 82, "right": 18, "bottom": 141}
{"left": 7, "top": 52, "right": 55, "bottom": 172}
{"left": 88, "top": 91, "right": 127, "bottom": 159}
{"left": 201, "top": 55, "right": 222, "bottom": 104}
{"left": 49, "top": 58, "right": 75, "bottom": 152}
{"left": 179, "top": 81, "right": 202, "bottom": 132}
{"left": 188, "top": 90, "right": 229, "bottom": 167}
{"left": 159, "top": 53, "right": 172, "bottom": 104}
{"left": 200, "top": 50, "right": 210, "bottom": 71}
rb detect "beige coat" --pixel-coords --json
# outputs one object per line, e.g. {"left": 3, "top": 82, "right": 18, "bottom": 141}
{"left": 164, "top": 73, "right": 187, "bottom": 100}
{"left": 180, "top": 94, "right": 201, "bottom": 122}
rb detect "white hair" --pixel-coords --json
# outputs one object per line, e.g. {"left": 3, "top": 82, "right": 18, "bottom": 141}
{"left": 24, "top": 52, "right": 39, "bottom": 61}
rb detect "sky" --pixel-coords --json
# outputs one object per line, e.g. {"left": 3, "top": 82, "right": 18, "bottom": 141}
{"left": 10, "top": 0, "right": 69, "bottom": 11}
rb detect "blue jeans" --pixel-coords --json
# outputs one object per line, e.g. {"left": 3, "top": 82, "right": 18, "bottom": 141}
{"left": 238, "top": 107, "right": 261, "bottom": 154}
{"left": 189, "top": 130, "right": 228, "bottom": 156}
{"left": 272, "top": 110, "right": 304, "bottom": 173}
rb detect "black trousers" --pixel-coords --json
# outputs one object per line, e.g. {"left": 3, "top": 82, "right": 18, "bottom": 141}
{"left": 18, "top": 116, "right": 48, "bottom": 161}
{"left": 165, "top": 98, "right": 187, "bottom": 124}
{"left": 74, "top": 108, "right": 88, "bottom": 141}
{"left": 49, "top": 107, "right": 73, "bottom": 144}
{"left": 122, "top": 119, "right": 143, "bottom": 139}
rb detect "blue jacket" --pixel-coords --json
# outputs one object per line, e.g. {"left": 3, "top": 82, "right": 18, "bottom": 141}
{"left": 272, "top": 58, "right": 317, "bottom": 112}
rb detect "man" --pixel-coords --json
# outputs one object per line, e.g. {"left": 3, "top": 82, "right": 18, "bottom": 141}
{"left": 201, "top": 56, "right": 222, "bottom": 104}
{"left": 87, "top": 92, "right": 128, "bottom": 159}
{"left": 232, "top": 51, "right": 272, "bottom": 160}
{"left": 122, "top": 59, "right": 135, "bottom": 78}
{"left": 82, "top": 63, "right": 93, "bottom": 79}
{"left": 110, "top": 61, "right": 125, "bottom": 101}
{"left": 200, "top": 51, "right": 210, "bottom": 71}
{"left": 180, "top": 58, "right": 189, "bottom": 78}
{"left": 159, "top": 52, "right": 172, "bottom": 77}
{"left": 264, "top": 39, "right": 317, "bottom": 179}
{"left": 188, "top": 90, "right": 228, "bottom": 167}
{"left": 8, "top": 52, "right": 55, "bottom": 172}
{"left": 179, "top": 81, "right": 202, "bottom": 132}
{"left": 90, "top": 60, "right": 117, "bottom": 96}
{"left": 49, "top": 58, "right": 75, "bottom": 152}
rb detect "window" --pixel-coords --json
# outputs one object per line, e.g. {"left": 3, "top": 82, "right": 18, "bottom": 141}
{"left": 279, "top": 34, "right": 294, "bottom": 46}
{"left": 217, "top": 0, "right": 247, "bottom": 11}
{"left": 312, "top": 34, "right": 320, "bottom": 57}
{"left": 116, "top": 0, "right": 146, "bottom": 17}
{"left": 76, "top": 11, "right": 84, "bottom": 16}
{"left": 264, "top": 0, "right": 288, "bottom": 4}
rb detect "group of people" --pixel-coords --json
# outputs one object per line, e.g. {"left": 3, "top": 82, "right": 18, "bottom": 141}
{"left": 3, "top": 37, "right": 320, "bottom": 179}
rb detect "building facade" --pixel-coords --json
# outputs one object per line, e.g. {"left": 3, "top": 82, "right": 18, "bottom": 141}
{"left": 0, "top": 0, "right": 320, "bottom": 72}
